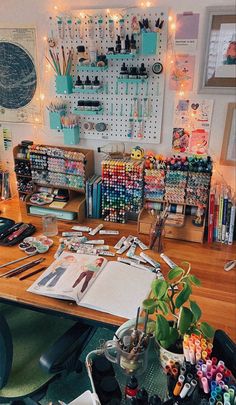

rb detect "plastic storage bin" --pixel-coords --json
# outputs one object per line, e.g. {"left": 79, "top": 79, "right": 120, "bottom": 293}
{"left": 141, "top": 32, "right": 159, "bottom": 55}
{"left": 62, "top": 126, "right": 80, "bottom": 145}
{"left": 56, "top": 75, "right": 73, "bottom": 94}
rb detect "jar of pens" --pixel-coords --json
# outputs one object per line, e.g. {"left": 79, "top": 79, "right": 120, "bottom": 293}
{"left": 149, "top": 205, "right": 169, "bottom": 253}
{"left": 61, "top": 114, "right": 80, "bottom": 145}
{"left": 104, "top": 309, "right": 151, "bottom": 376}
{"left": 47, "top": 101, "right": 67, "bottom": 130}
{"left": 47, "top": 46, "right": 73, "bottom": 94}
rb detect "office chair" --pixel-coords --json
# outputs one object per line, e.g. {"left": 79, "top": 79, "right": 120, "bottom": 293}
{"left": 0, "top": 304, "right": 95, "bottom": 404}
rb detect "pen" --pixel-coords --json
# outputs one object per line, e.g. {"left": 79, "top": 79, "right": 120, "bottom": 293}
{"left": 0, "top": 258, "right": 45, "bottom": 278}
{"left": 19, "top": 266, "right": 47, "bottom": 281}
{"left": 0, "top": 253, "right": 38, "bottom": 269}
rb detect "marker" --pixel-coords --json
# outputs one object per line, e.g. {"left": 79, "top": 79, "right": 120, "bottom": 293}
{"left": 114, "top": 236, "right": 126, "bottom": 249}
{"left": 89, "top": 224, "right": 104, "bottom": 235}
{"left": 98, "top": 251, "right": 116, "bottom": 257}
{"left": 126, "top": 254, "right": 147, "bottom": 263}
{"left": 62, "top": 232, "right": 83, "bottom": 237}
{"left": 160, "top": 253, "right": 177, "bottom": 268}
{"left": 117, "top": 257, "right": 154, "bottom": 271}
{"left": 126, "top": 243, "right": 137, "bottom": 257}
{"left": 179, "top": 383, "right": 191, "bottom": 398}
{"left": 140, "top": 252, "right": 160, "bottom": 268}
{"left": 99, "top": 230, "right": 119, "bottom": 235}
{"left": 85, "top": 240, "right": 105, "bottom": 245}
{"left": 116, "top": 242, "right": 131, "bottom": 254}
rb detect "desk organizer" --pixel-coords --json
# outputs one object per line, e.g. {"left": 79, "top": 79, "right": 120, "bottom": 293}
{"left": 141, "top": 32, "right": 159, "bottom": 55}
{"left": 55, "top": 75, "right": 73, "bottom": 94}
{"left": 49, "top": 111, "right": 65, "bottom": 130}
{"left": 62, "top": 126, "right": 80, "bottom": 145}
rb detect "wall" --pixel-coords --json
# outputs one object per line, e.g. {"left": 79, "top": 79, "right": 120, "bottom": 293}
{"left": 0, "top": 0, "right": 235, "bottom": 190}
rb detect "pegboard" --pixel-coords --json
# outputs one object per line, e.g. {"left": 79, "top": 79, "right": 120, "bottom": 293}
{"left": 51, "top": 7, "right": 168, "bottom": 144}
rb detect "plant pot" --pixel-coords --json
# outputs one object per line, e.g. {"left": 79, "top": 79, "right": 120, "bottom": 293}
{"left": 155, "top": 338, "right": 184, "bottom": 369}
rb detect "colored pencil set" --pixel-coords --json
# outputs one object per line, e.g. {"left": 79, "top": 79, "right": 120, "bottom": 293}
{"left": 101, "top": 158, "right": 144, "bottom": 223}
{"left": 208, "top": 185, "right": 235, "bottom": 244}
{"left": 47, "top": 46, "right": 73, "bottom": 75}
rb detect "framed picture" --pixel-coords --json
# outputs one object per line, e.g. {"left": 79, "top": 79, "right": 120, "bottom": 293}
{"left": 198, "top": 6, "right": 236, "bottom": 94}
{"left": 220, "top": 103, "right": 236, "bottom": 166}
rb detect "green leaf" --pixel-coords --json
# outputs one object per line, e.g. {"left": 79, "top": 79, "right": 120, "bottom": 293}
{"left": 155, "top": 314, "right": 170, "bottom": 341}
{"left": 190, "top": 300, "right": 202, "bottom": 322}
{"left": 188, "top": 275, "right": 201, "bottom": 287}
{"left": 200, "top": 322, "right": 215, "bottom": 339}
{"left": 178, "top": 306, "right": 193, "bottom": 335}
{"left": 151, "top": 279, "right": 168, "bottom": 299}
{"left": 175, "top": 283, "right": 192, "bottom": 308}
{"left": 142, "top": 298, "right": 157, "bottom": 313}
{"left": 157, "top": 300, "right": 169, "bottom": 316}
{"left": 168, "top": 266, "right": 185, "bottom": 281}
{"left": 159, "top": 327, "right": 179, "bottom": 349}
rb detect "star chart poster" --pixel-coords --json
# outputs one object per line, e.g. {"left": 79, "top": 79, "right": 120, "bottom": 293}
{"left": 0, "top": 28, "right": 41, "bottom": 123}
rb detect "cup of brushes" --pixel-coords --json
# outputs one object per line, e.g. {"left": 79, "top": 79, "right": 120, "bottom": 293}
{"left": 47, "top": 46, "right": 73, "bottom": 94}
{"left": 61, "top": 114, "right": 80, "bottom": 145}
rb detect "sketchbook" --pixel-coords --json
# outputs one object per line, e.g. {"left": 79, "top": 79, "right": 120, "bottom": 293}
{"left": 27, "top": 252, "right": 155, "bottom": 319}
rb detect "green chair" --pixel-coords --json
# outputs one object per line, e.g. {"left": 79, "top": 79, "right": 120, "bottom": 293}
{"left": 0, "top": 304, "right": 95, "bottom": 404}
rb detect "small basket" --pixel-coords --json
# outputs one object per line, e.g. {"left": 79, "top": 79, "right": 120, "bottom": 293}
{"left": 85, "top": 343, "right": 168, "bottom": 404}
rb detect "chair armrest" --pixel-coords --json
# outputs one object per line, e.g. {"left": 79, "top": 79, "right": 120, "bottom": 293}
{"left": 39, "top": 322, "right": 95, "bottom": 374}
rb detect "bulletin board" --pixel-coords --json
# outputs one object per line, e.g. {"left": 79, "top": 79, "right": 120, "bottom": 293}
{"left": 51, "top": 7, "right": 168, "bottom": 143}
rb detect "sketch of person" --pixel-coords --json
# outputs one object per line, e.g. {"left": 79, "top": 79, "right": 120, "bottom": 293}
{"left": 37, "top": 255, "right": 76, "bottom": 288}
{"left": 72, "top": 257, "right": 104, "bottom": 293}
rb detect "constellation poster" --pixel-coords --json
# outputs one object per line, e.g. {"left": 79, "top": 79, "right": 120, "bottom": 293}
{"left": 0, "top": 28, "right": 41, "bottom": 123}
{"left": 172, "top": 98, "right": 214, "bottom": 155}
{"left": 169, "top": 54, "right": 195, "bottom": 91}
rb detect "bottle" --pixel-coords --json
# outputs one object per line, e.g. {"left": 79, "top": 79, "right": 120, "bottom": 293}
{"left": 74, "top": 75, "right": 83, "bottom": 89}
{"left": 93, "top": 76, "right": 101, "bottom": 89}
{"left": 84, "top": 76, "right": 92, "bottom": 89}
{"left": 120, "top": 63, "right": 128, "bottom": 79}
{"left": 136, "top": 388, "right": 148, "bottom": 405}
{"left": 97, "top": 142, "right": 125, "bottom": 158}
{"left": 88, "top": 40, "right": 97, "bottom": 64}
{"left": 77, "top": 45, "right": 86, "bottom": 64}
{"left": 139, "top": 63, "right": 148, "bottom": 79}
{"left": 125, "top": 376, "right": 139, "bottom": 400}
{"left": 130, "top": 34, "right": 137, "bottom": 54}
{"left": 125, "top": 34, "right": 131, "bottom": 52}
{"left": 116, "top": 35, "right": 121, "bottom": 53}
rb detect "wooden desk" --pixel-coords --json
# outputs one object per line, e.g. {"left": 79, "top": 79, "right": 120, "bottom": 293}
{"left": 0, "top": 198, "right": 236, "bottom": 339}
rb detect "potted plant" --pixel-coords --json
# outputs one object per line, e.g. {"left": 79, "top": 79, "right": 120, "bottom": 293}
{"left": 142, "top": 261, "right": 215, "bottom": 367}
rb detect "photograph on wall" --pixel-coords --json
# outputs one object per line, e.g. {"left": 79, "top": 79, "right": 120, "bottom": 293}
{"left": 169, "top": 54, "right": 195, "bottom": 91}
{"left": 215, "top": 23, "right": 236, "bottom": 78}
{"left": 172, "top": 98, "right": 214, "bottom": 155}
{"left": 0, "top": 27, "right": 41, "bottom": 123}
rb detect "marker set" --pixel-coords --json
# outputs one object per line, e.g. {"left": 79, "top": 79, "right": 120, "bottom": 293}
{"left": 101, "top": 158, "right": 144, "bottom": 223}
{"left": 144, "top": 169, "right": 165, "bottom": 201}
{"left": 28, "top": 144, "right": 86, "bottom": 191}
{"left": 186, "top": 173, "right": 212, "bottom": 207}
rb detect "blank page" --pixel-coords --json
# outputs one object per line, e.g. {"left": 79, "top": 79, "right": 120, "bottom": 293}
{"left": 80, "top": 261, "right": 155, "bottom": 319}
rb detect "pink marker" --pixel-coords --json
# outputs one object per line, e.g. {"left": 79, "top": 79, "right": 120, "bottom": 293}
{"left": 206, "top": 359, "right": 212, "bottom": 371}
{"left": 206, "top": 372, "right": 212, "bottom": 382}
{"left": 202, "top": 364, "right": 207, "bottom": 376}
{"left": 197, "top": 370, "right": 203, "bottom": 385}
{"left": 201, "top": 377, "right": 209, "bottom": 394}
{"left": 211, "top": 365, "right": 217, "bottom": 377}
{"left": 216, "top": 372, "right": 223, "bottom": 383}
{"left": 217, "top": 365, "right": 225, "bottom": 374}
{"left": 211, "top": 356, "right": 218, "bottom": 365}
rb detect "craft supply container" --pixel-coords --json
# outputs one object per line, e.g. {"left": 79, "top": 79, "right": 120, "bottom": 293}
{"left": 49, "top": 110, "right": 65, "bottom": 130}
{"left": 62, "top": 126, "right": 80, "bottom": 145}
{"left": 141, "top": 32, "right": 159, "bottom": 55}
{"left": 55, "top": 75, "right": 73, "bottom": 94}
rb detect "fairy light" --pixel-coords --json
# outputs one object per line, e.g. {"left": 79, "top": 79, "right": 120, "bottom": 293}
{"left": 168, "top": 15, "right": 173, "bottom": 22}
{"left": 170, "top": 23, "right": 176, "bottom": 31}
{"left": 146, "top": 1, "right": 151, "bottom": 7}
{"left": 54, "top": 5, "right": 58, "bottom": 10}
{"left": 80, "top": 12, "right": 85, "bottom": 18}
{"left": 40, "top": 93, "right": 45, "bottom": 101}
{"left": 113, "top": 14, "right": 119, "bottom": 21}
{"left": 43, "top": 36, "right": 47, "bottom": 41}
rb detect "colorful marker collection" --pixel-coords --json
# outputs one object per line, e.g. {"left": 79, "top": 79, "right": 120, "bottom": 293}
{"left": 28, "top": 145, "right": 86, "bottom": 191}
{"left": 101, "top": 158, "right": 144, "bottom": 223}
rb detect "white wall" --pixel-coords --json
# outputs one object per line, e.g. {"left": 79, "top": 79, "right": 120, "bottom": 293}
{"left": 0, "top": 0, "right": 235, "bottom": 190}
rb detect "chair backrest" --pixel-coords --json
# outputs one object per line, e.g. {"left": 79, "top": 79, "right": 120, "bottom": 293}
{"left": 0, "top": 313, "right": 13, "bottom": 389}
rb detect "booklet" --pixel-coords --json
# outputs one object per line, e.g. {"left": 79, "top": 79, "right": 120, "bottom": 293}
{"left": 27, "top": 252, "right": 156, "bottom": 319}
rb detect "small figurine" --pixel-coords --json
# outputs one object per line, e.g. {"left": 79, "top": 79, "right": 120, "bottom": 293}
{"left": 145, "top": 150, "right": 156, "bottom": 169}
{"left": 131, "top": 146, "right": 144, "bottom": 160}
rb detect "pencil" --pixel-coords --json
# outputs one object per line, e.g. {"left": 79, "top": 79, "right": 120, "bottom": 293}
{"left": 19, "top": 266, "right": 47, "bottom": 281}
{"left": 61, "top": 45, "right": 66, "bottom": 75}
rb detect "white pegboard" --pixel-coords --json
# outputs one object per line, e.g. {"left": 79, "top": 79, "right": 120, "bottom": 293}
{"left": 51, "top": 7, "right": 168, "bottom": 144}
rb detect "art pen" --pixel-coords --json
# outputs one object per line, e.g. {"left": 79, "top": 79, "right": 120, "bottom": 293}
{"left": 114, "top": 236, "right": 126, "bottom": 249}
{"left": 160, "top": 253, "right": 177, "bottom": 269}
{"left": 117, "top": 257, "right": 154, "bottom": 271}
{"left": 1, "top": 258, "right": 45, "bottom": 278}
{"left": 19, "top": 266, "right": 47, "bottom": 281}
{"left": 98, "top": 251, "right": 116, "bottom": 257}
{"left": 126, "top": 254, "right": 147, "bottom": 264}
{"left": 134, "top": 238, "right": 148, "bottom": 250}
{"left": 85, "top": 240, "right": 105, "bottom": 245}
{"left": 62, "top": 232, "right": 83, "bottom": 237}
{"left": 0, "top": 253, "right": 38, "bottom": 269}
{"left": 116, "top": 242, "right": 131, "bottom": 254}
{"left": 72, "top": 226, "right": 91, "bottom": 232}
{"left": 99, "top": 230, "right": 119, "bottom": 235}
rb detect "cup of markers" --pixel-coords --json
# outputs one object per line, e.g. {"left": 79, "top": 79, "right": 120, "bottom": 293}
{"left": 19, "top": 236, "right": 53, "bottom": 255}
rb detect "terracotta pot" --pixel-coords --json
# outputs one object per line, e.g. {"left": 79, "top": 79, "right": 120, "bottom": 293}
{"left": 155, "top": 339, "right": 184, "bottom": 369}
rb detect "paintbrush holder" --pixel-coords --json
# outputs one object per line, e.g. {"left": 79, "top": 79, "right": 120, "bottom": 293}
{"left": 49, "top": 110, "right": 66, "bottom": 130}
{"left": 55, "top": 75, "right": 73, "bottom": 94}
{"left": 62, "top": 126, "right": 80, "bottom": 145}
{"left": 141, "top": 32, "right": 159, "bottom": 55}
{"left": 149, "top": 219, "right": 165, "bottom": 253}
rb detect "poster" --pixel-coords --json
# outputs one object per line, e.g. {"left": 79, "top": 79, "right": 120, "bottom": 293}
{"left": 172, "top": 98, "right": 214, "bottom": 155}
{"left": 0, "top": 27, "right": 41, "bottom": 123}
{"left": 169, "top": 54, "right": 195, "bottom": 91}
{"left": 175, "top": 13, "right": 200, "bottom": 52}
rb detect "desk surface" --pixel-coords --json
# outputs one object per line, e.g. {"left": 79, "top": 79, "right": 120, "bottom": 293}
{"left": 0, "top": 199, "right": 236, "bottom": 338}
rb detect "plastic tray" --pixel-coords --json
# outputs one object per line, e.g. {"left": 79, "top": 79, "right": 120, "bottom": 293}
{"left": 85, "top": 341, "right": 168, "bottom": 404}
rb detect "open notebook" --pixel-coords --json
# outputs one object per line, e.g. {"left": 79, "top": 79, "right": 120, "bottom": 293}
{"left": 27, "top": 252, "right": 155, "bottom": 319}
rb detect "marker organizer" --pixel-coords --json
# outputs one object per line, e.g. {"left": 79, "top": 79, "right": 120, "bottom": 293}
{"left": 186, "top": 173, "right": 212, "bottom": 207}
{"left": 101, "top": 158, "right": 144, "bottom": 223}
{"left": 28, "top": 145, "right": 86, "bottom": 191}
{"left": 165, "top": 171, "right": 188, "bottom": 204}
{"left": 144, "top": 169, "right": 165, "bottom": 201}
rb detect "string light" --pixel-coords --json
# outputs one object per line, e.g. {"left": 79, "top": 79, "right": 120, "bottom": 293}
{"left": 146, "top": 2, "right": 151, "bottom": 7}
{"left": 170, "top": 23, "right": 176, "bottom": 31}
{"left": 168, "top": 15, "right": 173, "bottom": 22}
